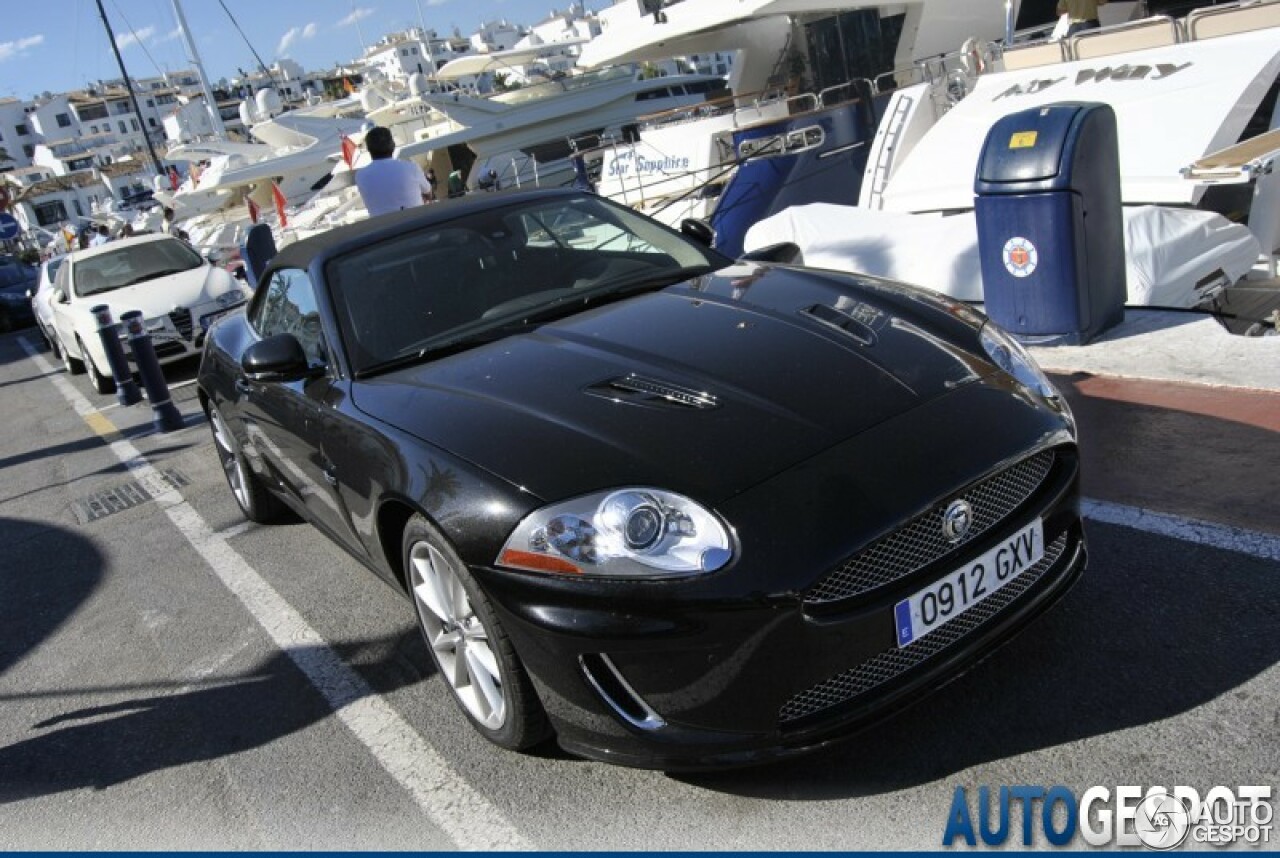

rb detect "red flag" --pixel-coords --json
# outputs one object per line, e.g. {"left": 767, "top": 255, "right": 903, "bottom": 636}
{"left": 271, "top": 182, "right": 288, "bottom": 228}
{"left": 340, "top": 133, "right": 356, "bottom": 169}
{"left": 247, "top": 197, "right": 260, "bottom": 224}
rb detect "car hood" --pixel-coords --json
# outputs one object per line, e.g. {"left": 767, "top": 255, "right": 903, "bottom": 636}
{"left": 76, "top": 266, "right": 219, "bottom": 317}
{"left": 351, "top": 264, "right": 995, "bottom": 504}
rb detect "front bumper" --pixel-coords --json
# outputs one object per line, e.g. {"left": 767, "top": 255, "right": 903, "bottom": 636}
{"left": 117, "top": 303, "right": 246, "bottom": 364}
{"left": 474, "top": 385, "right": 1085, "bottom": 769}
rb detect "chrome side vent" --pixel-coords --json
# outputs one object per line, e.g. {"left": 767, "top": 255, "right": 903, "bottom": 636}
{"left": 586, "top": 374, "right": 718, "bottom": 410}
{"left": 580, "top": 653, "right": 666, "bottom": 732}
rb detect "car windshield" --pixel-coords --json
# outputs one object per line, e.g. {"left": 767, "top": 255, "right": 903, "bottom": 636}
{"left": 327, "top": 194, "right": 732, "bottom": 375}
{"left": 72, "top": 238, "right": 204, "bottom": 297}
{"left": 0, "top": 259, "right": 37, "bottom": 289}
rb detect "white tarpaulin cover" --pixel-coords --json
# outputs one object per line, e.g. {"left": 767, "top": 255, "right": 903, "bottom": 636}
{"left": 743, "top": 203, "right": 1260, "bottom": 307}
{"left": 879, "top": 30, "right": 1280, "bottom": 212}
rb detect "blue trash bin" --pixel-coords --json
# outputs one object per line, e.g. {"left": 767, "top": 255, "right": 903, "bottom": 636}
{"left": 974, "top": 102, "right": 1125, "bottom": 345}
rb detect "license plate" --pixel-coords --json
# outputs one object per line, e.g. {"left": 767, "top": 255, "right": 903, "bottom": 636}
{"left": 894, "top": 518, "right": 1044, "bottom": 648}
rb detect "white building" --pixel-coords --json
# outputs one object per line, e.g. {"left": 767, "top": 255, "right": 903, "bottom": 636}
{"left": 525, "top": 4, "right": 599, "bottom": 45}
{"left": 0, "top": 97, "right": 39, "bottom": 170}
{"left": 472, "top": 20, "right": 527, "bottom": 53}
{"left": 231, "top": 60, "right": 318, "bottom": 106}
{"left": 4, "top": 168, "right": 103, "bottom": 232}
{"left": 363, "top": 30, "right": 439, "bottom": 83}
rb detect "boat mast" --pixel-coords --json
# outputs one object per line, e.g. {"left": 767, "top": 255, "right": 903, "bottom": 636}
{"left": 172, "top": 0, "right": 229, "bottom": 140}
{"left": 94, "top": 0, "right": 164, "bottom": 178}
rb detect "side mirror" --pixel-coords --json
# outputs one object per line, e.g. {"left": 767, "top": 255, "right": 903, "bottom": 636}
{"left": 241, "top": 333, "right": 318, "bottom": 382}
{"left": 739, "top": 242, "right": 802, "bottom": 264}
{"left": 52, "top": 288, "right": 68, "bottom": 304}
{"left": 680, "top": 218, "right": 715, "bottom": 248}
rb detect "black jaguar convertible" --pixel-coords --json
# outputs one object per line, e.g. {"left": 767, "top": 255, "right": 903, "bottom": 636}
{"left": 198, "top": 188, "right": 1085, "bottom": 769}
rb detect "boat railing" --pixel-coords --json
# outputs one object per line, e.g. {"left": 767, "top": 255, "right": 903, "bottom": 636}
{"left": 816, "top": 79, "right": 875, "bottom": 109}
{"left": 874, "top": 66, "right": 926, "bottom": 94}
{"left": 912, "top": 39, "right": 1002, "bottom": 116}
{"left": 635, "top": 87, "right": 792, "bottom": 130}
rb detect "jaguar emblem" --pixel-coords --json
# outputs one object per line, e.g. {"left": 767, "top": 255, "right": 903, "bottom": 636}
{"left": 941, "top": 500, "right": 974, "bottom": 542}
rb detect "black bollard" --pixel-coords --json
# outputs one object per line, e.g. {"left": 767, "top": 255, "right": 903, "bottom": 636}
{"left": 91, "top": 304, "right": 143, "bottom": 407}
{"left": 120, "top": 310, "right": 185, "bottom": 433}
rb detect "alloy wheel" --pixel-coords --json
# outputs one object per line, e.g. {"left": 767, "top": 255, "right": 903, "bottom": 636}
{"left": 210, "top": 406, "right": 251, "bottom": 512}
{"left": 409, "top": 540, "right": 506, "bottom": 730}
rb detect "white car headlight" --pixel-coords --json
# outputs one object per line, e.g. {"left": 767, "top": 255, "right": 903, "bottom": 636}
{"left": 498, "top": 488, "right": 732, "bottom": 578}
{"left": 980, "top": 322, "right": 1061, "bottom": 400}
{"left": 215, "top": 288, "right": 247, "bottom": 309}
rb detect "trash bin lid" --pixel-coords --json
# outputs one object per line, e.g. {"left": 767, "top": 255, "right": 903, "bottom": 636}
{"left": 977, "top": 103, "right": 1085, "bottom": 186}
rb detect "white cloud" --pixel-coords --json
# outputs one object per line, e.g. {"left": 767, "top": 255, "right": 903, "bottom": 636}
{"left": 338, "top": 7, "right": 375, "bottom": 27}
{"left": 276, "top": 21, "right": 318, "bottom": 57}
{"left": 116, "top": 26, "right": 156, "bottom": 51}
{"left": 0, "top": 34, "right": 45, "bottom": 62}
{"left": 426, "top": 0, "right": 448, "bottom": 6}
{"left": 158, "top": 27, "right": 183, "bottom": 44}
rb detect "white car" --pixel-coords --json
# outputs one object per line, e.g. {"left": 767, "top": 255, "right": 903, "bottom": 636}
{"left": 30, "top": 253, "right": 67, "bottom": 354}
{"left": 50, "top": 234, "right": 250, "bottom": 394}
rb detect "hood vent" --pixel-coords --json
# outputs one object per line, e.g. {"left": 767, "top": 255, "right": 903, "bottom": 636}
{"left": 586, "top": 374, "right": 718, "bottom": 411}
{"left": 801, "top": 300, "right": 884, "bottom": 347}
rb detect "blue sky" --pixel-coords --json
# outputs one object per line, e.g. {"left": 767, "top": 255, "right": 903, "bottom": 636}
{"left": 0, "top": 0, "right": 594, "bottom": 100}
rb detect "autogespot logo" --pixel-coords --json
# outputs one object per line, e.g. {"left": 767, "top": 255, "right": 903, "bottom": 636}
{"left": 942, "top": 785, "right": 1274, "bottom": 849}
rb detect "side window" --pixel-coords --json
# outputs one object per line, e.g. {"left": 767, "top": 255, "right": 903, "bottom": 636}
{"left": 250, "top": 268, "right": 327, "bottom": 367}
{"left": 54, "top": 260, "right": 71, "bottom": 296}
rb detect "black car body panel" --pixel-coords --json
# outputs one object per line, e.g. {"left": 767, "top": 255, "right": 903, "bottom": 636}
{"left": 198, "top": 188, "right": 1085, "bottom": 768}
{"left": 349, "top": 266, "right": 993, "bottom": 505}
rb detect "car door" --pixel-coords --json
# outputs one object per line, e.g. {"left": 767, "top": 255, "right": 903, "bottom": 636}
{"left": 49, "top": 258, "right": 80, "bottom": 353}
{"left": 238, "top": 266, "right": 360, "bottom": 550}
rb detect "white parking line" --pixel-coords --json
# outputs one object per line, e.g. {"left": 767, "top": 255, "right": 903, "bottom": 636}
{"left": 1082, "top": 498, "right": 1280, "bottom": 562}
{"left": 18, "top": 337, "right": 529, "bottom": 851}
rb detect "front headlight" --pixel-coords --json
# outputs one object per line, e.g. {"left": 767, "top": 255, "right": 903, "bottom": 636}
{"left": 980, "top": 322, "right": 1060, "bottom": 400}
{"left": 215, "top": 288, "right": 247, "bottom": 309}
{"left": 497, "top": 488, "right": 733, "bottom": 578}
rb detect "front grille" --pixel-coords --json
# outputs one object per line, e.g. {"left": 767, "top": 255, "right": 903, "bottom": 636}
{"left": 169, "top": 307, "right": 194, "bottom": 339}
{"left": 804, "top": 450, "right": 1055, "bottom": 605}
{"left": 779, "top": 531, "right": 1069, "bottom": 725}
{"left": 152, "top": 341, "right": 188, "bottom": 358}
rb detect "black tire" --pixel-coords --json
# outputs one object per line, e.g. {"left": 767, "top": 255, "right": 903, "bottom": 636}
{"left": 208, "top": 402, "right": 287, "bottom": 523}
{"left": 82, "top": 340, "right": 117, "bottom": 395}
{"left": 403, "top": 514, "right": 551, "bottom": 751}
{"left": 0, "top": 309, "right": 12, "bottom": 334}
{"left": 59, "top": 334, "right": 84, "bottom": 375}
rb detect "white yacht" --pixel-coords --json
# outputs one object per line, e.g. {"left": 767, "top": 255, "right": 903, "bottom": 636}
{"left": 579, "top": 0, "right": 1030, "bottom": 254}
{"left": 723, "top": 1, "right": 1280, "bottom": 317}
{"left": 394, "top": 59, "right": 729, "bottom": 193}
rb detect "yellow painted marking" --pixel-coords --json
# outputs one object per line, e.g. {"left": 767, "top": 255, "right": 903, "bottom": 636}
{"left": 84, "top": 411, "right": 122, "bottom": 442}
{"left": 1009, "top": 131, "right": 1038, "bottom": 149}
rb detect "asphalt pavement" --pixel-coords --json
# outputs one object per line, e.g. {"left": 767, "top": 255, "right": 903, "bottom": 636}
{"left": 0, "top": 326, "right": 1275, "bottom": 850}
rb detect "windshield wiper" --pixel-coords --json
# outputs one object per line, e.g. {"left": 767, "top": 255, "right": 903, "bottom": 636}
{"left": 356, "top": 325, "right": 533, "bottom": 377}
{"left": 122, "top": 267, "right": 189, "bottom": 287}
{"left": 354, "top": 265, "right": 718, "bottom": 377}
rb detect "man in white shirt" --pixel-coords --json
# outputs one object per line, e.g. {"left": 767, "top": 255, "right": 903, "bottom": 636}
{"left": 88, "top": 224, "right": 111, "bottom": 247}
{"left": 355, "top": 126, "right": 432, "bottom": 217}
